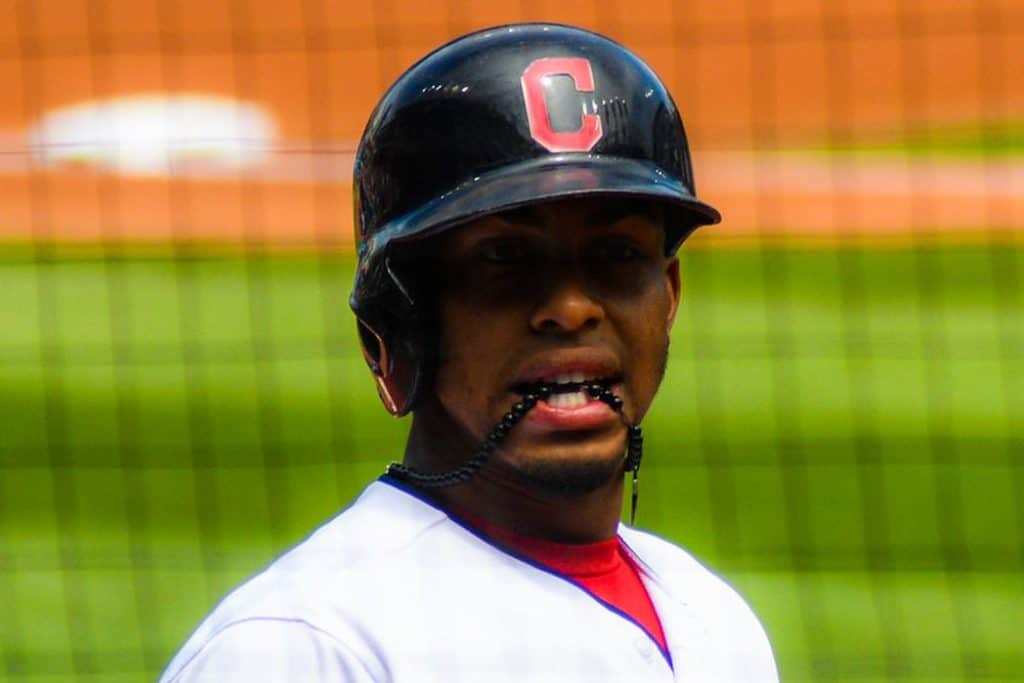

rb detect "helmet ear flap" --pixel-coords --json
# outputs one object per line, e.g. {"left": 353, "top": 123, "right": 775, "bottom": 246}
{"left": 356, "top": 318, "right": 418, "bottom": 416}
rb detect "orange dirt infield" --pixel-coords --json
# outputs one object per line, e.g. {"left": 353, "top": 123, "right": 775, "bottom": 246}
{"left": 0, "top": 151, "right": 1020, "bottom": 249}
{"left": 0, "top": 1, "right": 1021, "bottom": 248}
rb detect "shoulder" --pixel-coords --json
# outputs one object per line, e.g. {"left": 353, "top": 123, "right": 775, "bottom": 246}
{"left": 161, "top": 480, "right": 454, "bottom": 681}
{"left": 619, "top": 525, "right": 759, "bottom": 617}
{"left": 159, "top": 618, "right": 379, "bottom": 682}
{"left": 220, "top": 478, "right": 455, "bottom": 608}
{"left": 620, "top": 526, "right": 778, "bottom": 681}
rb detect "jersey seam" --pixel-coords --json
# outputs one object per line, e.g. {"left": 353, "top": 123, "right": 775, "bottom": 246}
{"left": 620, "top": 528, "right": 780, "bottom": 678}
{"left": 167, "top": 616, "right": 383, "bottom": 682}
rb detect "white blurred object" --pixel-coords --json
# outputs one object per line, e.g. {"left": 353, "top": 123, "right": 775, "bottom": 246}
{"left": 26, "top": 93, "right": 277, "bottom": 175}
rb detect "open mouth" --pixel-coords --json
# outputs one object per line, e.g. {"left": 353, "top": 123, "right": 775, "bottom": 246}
{"left": 512, "top": 373, "right": 620, "bottom": 409}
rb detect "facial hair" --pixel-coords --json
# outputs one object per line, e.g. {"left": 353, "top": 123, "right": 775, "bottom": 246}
{"left": 507, "top": 448, "right": 626, "bottom": 497}
{"left": 502, "top": 336, "right": 671, "bottom": 498}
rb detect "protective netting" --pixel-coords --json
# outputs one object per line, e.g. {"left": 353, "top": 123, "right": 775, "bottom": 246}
{"left": 0, "top": 2, "right": 1021, "bottom": 681}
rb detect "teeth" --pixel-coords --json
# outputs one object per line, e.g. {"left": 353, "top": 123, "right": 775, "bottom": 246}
{"left": 519, "top": 372, "right": 611, "bottom": 406}
{"left": 546, "top": 390, "right": 587, "bottom": 409}
{"left": 550, "top": 371, "right": 596, "bottom": 386}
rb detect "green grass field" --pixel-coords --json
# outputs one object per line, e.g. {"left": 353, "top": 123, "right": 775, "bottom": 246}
{"left": 1, "top": 245, "right": 1021, "bottom": 682}
{"left": 795, "top": 122, "right": 1024, "bottom": 158}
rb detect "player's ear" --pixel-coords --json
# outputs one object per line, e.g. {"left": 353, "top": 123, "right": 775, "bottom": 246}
{"left": 664, "top": 257, "right": 681, "bottom": 331}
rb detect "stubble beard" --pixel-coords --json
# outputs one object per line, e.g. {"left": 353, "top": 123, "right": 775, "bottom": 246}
{"left": 507, "top": 441, "right": 627, "bottom": 498}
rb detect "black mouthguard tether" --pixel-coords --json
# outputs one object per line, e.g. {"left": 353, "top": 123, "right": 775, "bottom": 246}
{"left": 385, "top": 383, "right": 645, "bottom": 524}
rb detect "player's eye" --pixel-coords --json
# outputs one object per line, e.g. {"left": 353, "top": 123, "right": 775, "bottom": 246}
{"left": 477, "top": 238, "right": 532, "bottom": 265}
{"left": 591, "top": 237, "right": 645, "bottom": 263}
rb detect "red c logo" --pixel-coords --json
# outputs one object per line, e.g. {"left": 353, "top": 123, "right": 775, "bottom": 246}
{"left": 520, "top": 57, "right": 603, "bottom": 153}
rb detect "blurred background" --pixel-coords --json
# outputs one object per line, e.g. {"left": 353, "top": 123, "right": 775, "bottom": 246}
{"left": 0, "top": 1, "right": 1021, "bottom": 681}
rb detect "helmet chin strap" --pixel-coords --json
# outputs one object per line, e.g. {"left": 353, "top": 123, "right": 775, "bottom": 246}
{"left": 385, "top": 384, "right": 645, "bottom": 525}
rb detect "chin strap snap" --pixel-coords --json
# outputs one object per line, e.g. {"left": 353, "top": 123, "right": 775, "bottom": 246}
{"left": 385, "top": 383, "right": 645, "bottom": 524}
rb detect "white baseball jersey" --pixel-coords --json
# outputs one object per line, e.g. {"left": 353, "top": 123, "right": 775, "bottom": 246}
{"left": 161, "top": 478, "right": 778, "bottom": 682}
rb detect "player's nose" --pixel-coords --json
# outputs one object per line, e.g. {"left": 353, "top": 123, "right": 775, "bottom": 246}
{"left": 528, "top": 269, "right": 605, "bottom": 335}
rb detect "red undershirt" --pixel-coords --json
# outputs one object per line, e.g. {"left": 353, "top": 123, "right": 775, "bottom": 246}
{"left": 453, "top": 511, "right": 669, "bottom": 655}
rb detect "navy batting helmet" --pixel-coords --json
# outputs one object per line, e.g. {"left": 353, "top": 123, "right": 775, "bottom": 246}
{"left": 351, "top": 23, "right": 720, "bottom": 416}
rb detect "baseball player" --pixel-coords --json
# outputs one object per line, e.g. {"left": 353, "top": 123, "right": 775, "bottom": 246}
{"left": 161, "top": 23, "right": 778, "bottom": 682}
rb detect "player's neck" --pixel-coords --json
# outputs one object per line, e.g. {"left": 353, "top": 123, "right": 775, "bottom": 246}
{"left": 434, "top": 477, "right": 625, "bottom": 544}
{"left": 403, "top": 406, "right": 625, "bottom": 544}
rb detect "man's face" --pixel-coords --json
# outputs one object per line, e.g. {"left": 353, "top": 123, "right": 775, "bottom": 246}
{"left": 429, "top": 197, "right": 681, "bottom": 495}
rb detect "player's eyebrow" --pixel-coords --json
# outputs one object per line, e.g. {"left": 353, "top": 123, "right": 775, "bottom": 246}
{"left": 585, "top": 201, "right": 661, "bottom": 228}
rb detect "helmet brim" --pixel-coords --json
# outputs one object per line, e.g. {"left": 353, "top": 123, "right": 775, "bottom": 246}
{"left": 361, "top": 154, "right": 721, "bottom": 259}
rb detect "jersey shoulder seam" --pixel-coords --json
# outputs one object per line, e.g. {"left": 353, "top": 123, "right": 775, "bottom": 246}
{"left": 165, "top": 615, "right": 379, "bottom": 682}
